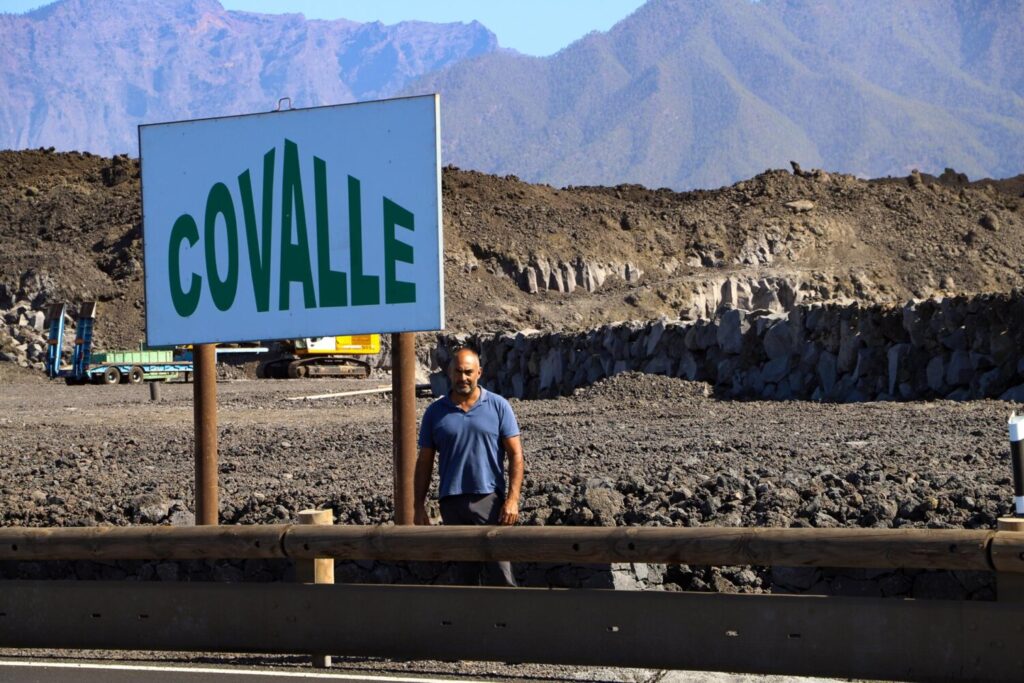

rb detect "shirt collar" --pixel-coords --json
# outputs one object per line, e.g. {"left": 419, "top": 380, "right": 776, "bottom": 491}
{"left": 445, "top": 386, "right": 488, "bottom": 407}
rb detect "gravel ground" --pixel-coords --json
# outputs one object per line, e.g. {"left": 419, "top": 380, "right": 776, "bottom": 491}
{"left": 0, "top": 370, "right": 1013, "bottom": 679}
{"left": 0, "top": 372, "right": 1014, "bottom": 533}
{"left": 0, "top": 371, "right": 1016, "bottom": 587}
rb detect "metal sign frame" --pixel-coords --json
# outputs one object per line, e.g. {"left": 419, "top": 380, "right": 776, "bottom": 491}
{"left": 138, "top": 95, "right": 444, "bottom": 346}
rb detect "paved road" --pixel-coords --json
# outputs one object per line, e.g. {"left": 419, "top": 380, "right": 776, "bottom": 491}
{"left": 0, "top": 660, "right": 873, "bottom": 683}
{"left": 0, "top": 661, "right": 470, "bottom": 683}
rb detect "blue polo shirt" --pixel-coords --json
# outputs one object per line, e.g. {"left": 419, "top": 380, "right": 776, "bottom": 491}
{"left": 418, "top": 387, "right": 520, "bottom": 500}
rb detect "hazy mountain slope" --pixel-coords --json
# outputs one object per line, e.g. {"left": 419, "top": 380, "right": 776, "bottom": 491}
{"left": 1, "top": 0, "right": 1022, "bottom": 190}
{"left": 411, "top": 0, "right": 1024, "bottom": 189}
{"left": 0, "top": 0, "right": 496, "bottom": 154}
{"left": 770, "top": 0, "right": 1024, "bottom": 103}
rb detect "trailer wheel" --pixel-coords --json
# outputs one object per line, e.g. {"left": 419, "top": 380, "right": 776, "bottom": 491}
{"left": 102, "top": 367, "right": 122, "bottom": 385}
{"left": 128, "top": 366, "right": 144, "bottom": 384}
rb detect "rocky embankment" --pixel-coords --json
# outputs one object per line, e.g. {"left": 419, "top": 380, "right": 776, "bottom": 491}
{"left": 432, "top": 291, "right": 1024, "bottom": 404}
{"left": 0, "top": 299, "right": 49, "bottom": 371}
{"left": 3, "top": 149, "right": 1024, "bottom": 358}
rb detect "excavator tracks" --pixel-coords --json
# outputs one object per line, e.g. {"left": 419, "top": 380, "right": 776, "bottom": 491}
{"left": 257, "top": 356, "right": 372, "bottom": 380}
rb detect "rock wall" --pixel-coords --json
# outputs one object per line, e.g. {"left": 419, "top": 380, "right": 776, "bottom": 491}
{"left": 432, "top": 291, "right": 1024, "bottom": 403}
{"left": 464, "top": 248, "right": 644, "bottom": 295}
{"left": 678, "top": 274, "right": 808, "bottom": 320}
{"left": 1, "top": 299, "right": 56, "bottom": 371}
{"left": 462, "top": 243, "right": 841, "bottom": 320}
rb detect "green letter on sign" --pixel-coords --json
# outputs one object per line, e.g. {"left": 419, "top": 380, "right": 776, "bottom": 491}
{"left": 204, "top": 182, "right": 239, "bottom": 311}
{"left": 383, "top": 197, "right": 416, "bottom": 304}
{"left": 348, "top": 176, "right": 379, "bottom": 306}
{"left": 238, "top": 148, "right": 275, "bottom": 313}
{"left": 279, "top": 139, "right": 316, "bottom": 311}
{"left": 168, "top": 213, "right": 201, "bottom": 317}
{"left": 314, "top": 156, "right": 347, "bottom": 308}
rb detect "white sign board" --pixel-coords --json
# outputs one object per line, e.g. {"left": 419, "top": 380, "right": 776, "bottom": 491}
{"left": 139, "top": 95, "right": 443, "bottom": 346}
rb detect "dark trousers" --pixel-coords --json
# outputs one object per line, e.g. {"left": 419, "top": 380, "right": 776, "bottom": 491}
{"left": 439, "top": 492, "right": 517, "bottom": 587}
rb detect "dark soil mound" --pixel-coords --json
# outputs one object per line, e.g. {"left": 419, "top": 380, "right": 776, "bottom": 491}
{"left": 0, "top": 149, "right": 1022, "bottom": 362}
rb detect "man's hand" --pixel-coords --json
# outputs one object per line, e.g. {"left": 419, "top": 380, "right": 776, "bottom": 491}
{"left": 413, "top": 447, "right": 436, "bottom": 527}
{"left": 499, "top": 498, "right": 519, "bottom": 526}
{"left": 500, "top": 435, "right": 524, "bottom": 526}
{"left": 414, "top": 504, "right": 430, "bottom": 526}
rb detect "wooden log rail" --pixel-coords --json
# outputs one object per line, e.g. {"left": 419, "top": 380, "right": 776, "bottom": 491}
{"left": 2, "top": 525, "right": 1024, "bottom": 573}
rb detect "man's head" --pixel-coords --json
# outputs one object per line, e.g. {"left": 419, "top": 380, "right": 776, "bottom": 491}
{"left": 448, "top": 347, "right": 482, "bottom": 399}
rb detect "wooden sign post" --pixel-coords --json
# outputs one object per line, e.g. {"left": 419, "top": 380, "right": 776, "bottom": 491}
{"left": 392, "top": 332, "right": 417, "bottom": 526}
{"left": 193, "top": 343, "right": 218, "bottom": 526}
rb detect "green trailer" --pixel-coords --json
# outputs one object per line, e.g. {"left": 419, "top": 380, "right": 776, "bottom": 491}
{"left": 45, "top": 302, "right": 193, "bottom": 385}
{"left": 87, "top": 348, "right": 191, "bottom": 384}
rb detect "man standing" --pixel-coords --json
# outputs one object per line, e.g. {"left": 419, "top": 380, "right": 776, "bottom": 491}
{"left": 414, "top": 346, "right": 524, "bottom": 587}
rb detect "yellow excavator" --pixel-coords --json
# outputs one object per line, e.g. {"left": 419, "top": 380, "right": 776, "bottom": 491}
{"left": 257, "top": 334, "right": 380, "bottom": 379}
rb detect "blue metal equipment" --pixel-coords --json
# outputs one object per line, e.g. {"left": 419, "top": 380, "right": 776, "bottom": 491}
{"left": 44, "top": 302, "right": 194, "bottom": 385}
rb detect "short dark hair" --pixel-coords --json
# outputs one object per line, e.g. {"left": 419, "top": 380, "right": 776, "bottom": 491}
{"left": 448, "top": 344, "right": 481, "bottom": 366}
{"left": 451, "top": 340, "right": 480, "bottom": 356}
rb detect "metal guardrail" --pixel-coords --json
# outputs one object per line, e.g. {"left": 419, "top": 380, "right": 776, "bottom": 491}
{"left": 3, "top": 524, "right": 1024, "bottom": 682}
{"left": 2, "top": 580, "right": 1022, "bottom": 681}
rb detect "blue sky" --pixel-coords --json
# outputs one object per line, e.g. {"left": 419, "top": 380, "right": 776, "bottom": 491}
{"left": 0, "top": 0, "right": 647, "bottom": 56}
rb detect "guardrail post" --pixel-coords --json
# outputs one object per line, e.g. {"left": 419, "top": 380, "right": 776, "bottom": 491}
{"left": 297, "top": 509, "right": 335, "bottom": 668}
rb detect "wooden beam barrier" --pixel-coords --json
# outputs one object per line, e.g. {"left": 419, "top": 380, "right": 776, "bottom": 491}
{"left": 2, "top": 525, "right": 1022, "bottom": 572}
{"left": 0, "top": 525, "right": 287, "bottom": 561}
{"left": 993, "top": 518, "right": 1024, "bottom": 601}
{"left": 283, "top": 525, "right": 1000, "bottom": 570}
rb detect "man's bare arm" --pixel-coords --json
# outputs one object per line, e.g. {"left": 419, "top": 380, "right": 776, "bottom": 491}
{"left": 499, "top": 435, "right": 524, "bottom": 526}
{"left": 413, "top": 446, "right": 436, "bottom": 526}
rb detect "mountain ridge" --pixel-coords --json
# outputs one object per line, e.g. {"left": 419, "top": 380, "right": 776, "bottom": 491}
{"left": 1, "top": 0, "right": 1022, "bottom": 189}
{"left": 0, "top": 0, "right": 497, "bottom": 154}
{"left": 406, "top": 0, "right": 1024, "bottom": 189}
